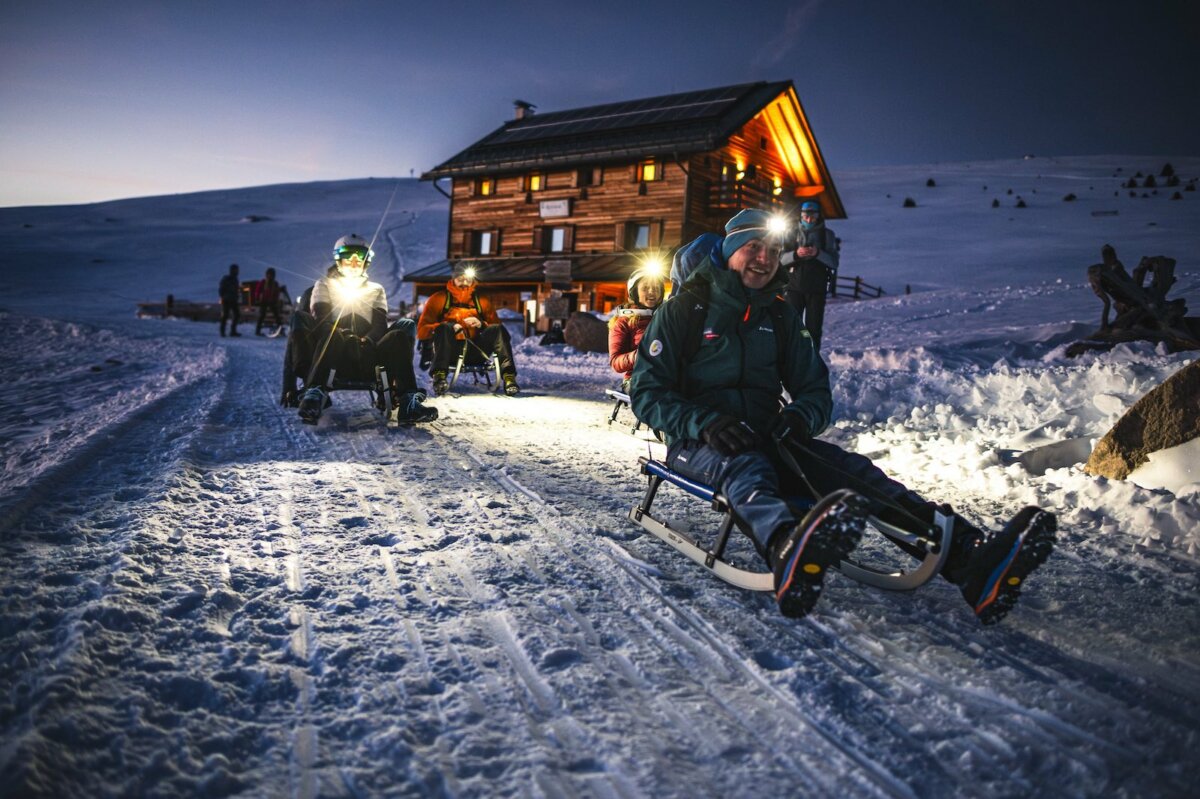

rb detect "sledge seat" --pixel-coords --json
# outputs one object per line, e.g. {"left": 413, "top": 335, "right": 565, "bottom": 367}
{"left": 605, "top": 388, "right": 663, "bottom": 439}
{"left": 449, "top": 340, "right": 501, "bottom": 391}
{"left": 326, "top": 365, "right": 393, "bottom": 418}
{"left": 629, "top": 457, "right": 952, "bottom": 592}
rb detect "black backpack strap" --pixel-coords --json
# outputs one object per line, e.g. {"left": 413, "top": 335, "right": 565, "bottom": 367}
{"left": 767, "top": 296, "right": 791, "bottom": 386}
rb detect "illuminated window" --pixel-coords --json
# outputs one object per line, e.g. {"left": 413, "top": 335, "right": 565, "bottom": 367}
{"left": 549, "top": 227, "right": 566, "bottom": 252}
{"left": 526, "top": 173, "right": 545, "bottom": 192}
{"left": 638, "top": 159, "right": 659, "bottom": 182}
{"left": 476, "top": 177, "right": 495, "bottom": 196}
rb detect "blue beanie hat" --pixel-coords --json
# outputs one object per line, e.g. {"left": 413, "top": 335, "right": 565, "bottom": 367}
{"left": 721, "top": 209, "right": 774, "bottom": 261}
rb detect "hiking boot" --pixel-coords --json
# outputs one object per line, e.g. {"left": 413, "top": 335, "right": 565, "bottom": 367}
{"left": 298, "top": 386, "right": 329, "bottom": 425}
{"left": 769, "top": 489, "right": 869, "bottom": 619}
{"left": 394, "top": 391, "right": 439, "bottom": 425}
{"left": 503, "top": 374, "right": 520, "bottom": 396}
{"left": 432, "top": 372, "right": 449, "bottom": 397}
{"left": 958, "top": 507, "right": 1056, "bottom": 625}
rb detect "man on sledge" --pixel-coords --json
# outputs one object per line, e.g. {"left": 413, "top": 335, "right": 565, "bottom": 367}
{"left": 629, "top": 209, "right": 1056, "bottom": 624}
{"left": 282, "top": 234, "right": 438, "bottom": 426}
{"left": 417, "top": 264, "right": 520, "bottom": 397}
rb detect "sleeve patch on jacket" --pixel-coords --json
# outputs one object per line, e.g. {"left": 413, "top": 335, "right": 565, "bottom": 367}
{"left": 648, "top": 339, "right": 663, "bottom": 356}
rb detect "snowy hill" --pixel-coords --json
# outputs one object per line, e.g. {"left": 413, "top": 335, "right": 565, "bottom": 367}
{"left": 1, "top": 157, "right": 1198, "bottom": 797}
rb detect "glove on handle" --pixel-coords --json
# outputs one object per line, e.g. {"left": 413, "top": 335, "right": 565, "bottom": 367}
{"left": 701, "top": 415, "right": 757, "bottom": 457}
{"left": 769, "top": 409, "right": 810, "bottom": 444}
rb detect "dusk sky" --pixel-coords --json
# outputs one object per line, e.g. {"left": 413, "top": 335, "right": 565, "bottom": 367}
{"left": 2, "top": 0, "right": 1196, "bottom": 207}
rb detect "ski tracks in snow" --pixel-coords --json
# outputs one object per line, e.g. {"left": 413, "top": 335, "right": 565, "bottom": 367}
{"left": 1, "top": 331, "right": 1198, "bottom": 797}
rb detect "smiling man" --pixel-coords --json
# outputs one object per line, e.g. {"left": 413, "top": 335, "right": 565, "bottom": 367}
{"left": 630, "top": 209, "right": 1056, "bottom": 623}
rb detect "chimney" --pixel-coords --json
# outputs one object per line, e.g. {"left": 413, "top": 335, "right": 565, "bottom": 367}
{"left": 513, "top": 100, "right": 536, "bottom": 121}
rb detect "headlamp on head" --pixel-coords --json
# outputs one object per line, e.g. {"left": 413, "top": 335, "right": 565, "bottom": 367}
{"left": 767, "top": 214, "right": 790, "bottom": 237}
{"left": 331, "top": 276, "right": 370, "bottom": 309}
{"left": 637, "top": 255, "right": 666, "bottom": 281}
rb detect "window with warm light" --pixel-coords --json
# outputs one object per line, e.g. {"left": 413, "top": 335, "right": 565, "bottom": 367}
{"left": 526, "top": 173, "right": 545, "bottom": 192}
{"left": 638, "top": 159, "right": 660, "bottom": 182}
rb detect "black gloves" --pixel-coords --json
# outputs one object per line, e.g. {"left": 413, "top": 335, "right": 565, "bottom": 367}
{"left": 701, "top": 415, "right": 757, "bottom": 456}
{"left": 769, "top": 409, "right": 809, "bottom": 444}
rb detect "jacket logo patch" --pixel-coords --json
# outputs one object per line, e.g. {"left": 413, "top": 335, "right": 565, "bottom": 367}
{"left": 648, "top": 339, "right": 663, "bottom": 356}
{"left": 758, "top": 326, "right": 774, "bottom": 333}
{"left": 702, "top": 329, "right": 720, "bottom": 340}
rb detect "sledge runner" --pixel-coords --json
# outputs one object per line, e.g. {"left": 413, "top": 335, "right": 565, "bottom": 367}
{"left": 282, "top": 234, "right": 437, "bottom": 426}
{"left": 630, "top": 209, "right": 1056, "bottom": 624}
{"left": 417, "top": 264, "right": 520, "bottom": 397}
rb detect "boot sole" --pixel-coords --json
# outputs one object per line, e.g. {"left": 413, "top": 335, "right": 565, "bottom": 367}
{"left": 776, "top": 490, "right": 869, "bottom": 619}
{"left": 974, "top": 512, "right": 1057, "bottom": 626}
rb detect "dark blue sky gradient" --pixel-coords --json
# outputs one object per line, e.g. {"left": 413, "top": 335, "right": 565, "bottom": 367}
{"left": 2, "top": 0, "right": 1196, "bottom": 205}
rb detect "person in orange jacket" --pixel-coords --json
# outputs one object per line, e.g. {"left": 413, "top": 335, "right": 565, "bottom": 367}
{"left": 418, "top": 264, "right": 519, "bottom": 396}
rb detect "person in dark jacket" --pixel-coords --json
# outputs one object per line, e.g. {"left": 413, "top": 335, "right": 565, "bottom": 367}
{"left": 781, "top": 201, "right": 838, "bottom": 349}
{"left": 608, "top": 267, "right": 665, "bottom": 390}
{"left": 218, "top": 263, "right": 242, "bottom": 337}
{"left": 283, "top": 234, "right": 437, "bottom": 425}
{"left": 254, "top": 268, "right": 291, "bottom": 335}
{"left": 630, "top": 209, "right": 1056, "bottom": 624}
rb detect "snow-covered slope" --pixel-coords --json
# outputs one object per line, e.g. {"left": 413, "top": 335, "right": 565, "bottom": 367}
{"left": 0, "top": 157, "right": 1197, "bottom": 797}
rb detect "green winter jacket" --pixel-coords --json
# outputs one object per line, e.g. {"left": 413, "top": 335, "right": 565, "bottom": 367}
{"left": 629, "top": 256, "right": 832, "bottom": 443}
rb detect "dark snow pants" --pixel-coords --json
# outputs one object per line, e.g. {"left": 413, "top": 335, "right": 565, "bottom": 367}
{"left": 429, "top": 322, "right": 517, "bottom": 378}
{"left": 786, "top": 263, "right": 829, "bottom": 349}
{"left": 665, "top": 437, "right": 980, "bottom": 578}
{"left": 285, "top": 312, "right": 420, "bottom": 396}
{"left": 220, "top": 300, "right": 241, "bottom": 336}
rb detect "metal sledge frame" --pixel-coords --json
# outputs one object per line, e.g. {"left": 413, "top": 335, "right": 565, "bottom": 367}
{"left": 605, "top": 389, "right": 664, "bottom": 440}
{"left": 449, "top": 340, "right": 502, "bottom": 391}
{"left": 628, "top": 457, "right": 953, "bottom": 592}
{"left": 325, "top": 365, "right": 394, "bottom": 421}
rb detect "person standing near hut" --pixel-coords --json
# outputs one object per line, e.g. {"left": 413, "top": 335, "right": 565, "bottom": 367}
{"left": 254, "top": 267, "right": 291, "bottom": 335}
{"left": 218, "top": 263, "right": 242, "bottom": 337}
{"left": 781, "top": 201, "right": 838, "bottom": 349}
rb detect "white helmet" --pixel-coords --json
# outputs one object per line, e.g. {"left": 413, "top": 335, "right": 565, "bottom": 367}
{"left": 333, "top": 233, "right": 373, "bottom": 264}
{"left": 627, "top": 268, "right": 665, "bottom": 304}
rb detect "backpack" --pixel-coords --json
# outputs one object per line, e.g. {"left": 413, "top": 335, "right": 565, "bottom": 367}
{"left": 440, "top": 289, "right": 483, "bottom": 319}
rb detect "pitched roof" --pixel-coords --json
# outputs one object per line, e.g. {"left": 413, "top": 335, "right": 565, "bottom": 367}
{"left": 422, "top": 81, "right": 793, "bottom": 179}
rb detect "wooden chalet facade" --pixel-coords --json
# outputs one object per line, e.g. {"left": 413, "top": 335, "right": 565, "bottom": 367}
{"left": 408, "top": 80, "right": 844, "bottom": 330}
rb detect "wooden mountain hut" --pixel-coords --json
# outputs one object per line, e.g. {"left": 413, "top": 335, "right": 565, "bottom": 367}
{"left": 408, "top": 80, "right": 844, "bottom": 331}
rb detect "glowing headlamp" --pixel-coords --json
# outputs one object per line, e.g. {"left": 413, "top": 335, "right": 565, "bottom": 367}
{"left": 331, "top": 276, "right": 369, "bottom": 309}
{"left": 637, "top": 255, "right": 666, "bottom": 280}
{"left": 767, "top": 214, "right": 790, "bottom": 236}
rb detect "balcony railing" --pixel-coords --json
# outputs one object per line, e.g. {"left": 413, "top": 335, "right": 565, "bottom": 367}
{"left": 706, "top": 181, "right": 786, "bottom": 213}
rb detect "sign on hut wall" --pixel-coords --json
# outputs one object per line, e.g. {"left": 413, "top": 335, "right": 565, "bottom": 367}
{"left": 539, "top": 199, "right": 571, "bottom": 218}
